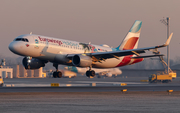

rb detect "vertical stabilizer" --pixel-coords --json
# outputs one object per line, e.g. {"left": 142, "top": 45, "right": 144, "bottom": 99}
{"left": 116, "top": 20, "right": 142, "bottom": 50}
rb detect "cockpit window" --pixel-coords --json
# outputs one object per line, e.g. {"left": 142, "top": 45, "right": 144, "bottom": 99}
{"left": 14, "top": 38, "right": 29, "bottom": 42}
{"left": 25, "top": 39, "right": 28, "bottom": 42}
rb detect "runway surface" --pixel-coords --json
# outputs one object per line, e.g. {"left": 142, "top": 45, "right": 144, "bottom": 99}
{"left": 1, "top": 77, "right": 180, "bottom": 92}
{"left": 1, "top": 76, "right": 180, "bottom": 113}
{"left": 0, "top": 91, "right": 180, "bottom": 113}
{"left": 1, "top": 85, "right": 180, "bottom": 93}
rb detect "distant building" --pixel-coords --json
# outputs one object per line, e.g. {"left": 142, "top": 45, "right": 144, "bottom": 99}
{"left": 13, "top": 65, "right": 19, "bottom": 78}
{"left": 0, "top": 59, "right": 13, "bottom": 78}
{"left": 34, "top": 67, "right": 43, "bottom": 77}
{"left": 0, "top": 67, "right": 13, "bottom": 78}
{"left": 13, "top": 64, "right": 44, "bottom": 78}
{"left": 26, "top": 70, "right": 34, "bottom": 77}
{"left": 19, "top": 64, "right": 26, "bottom": 77}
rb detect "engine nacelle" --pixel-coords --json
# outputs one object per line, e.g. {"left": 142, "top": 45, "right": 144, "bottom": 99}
{"left": 72, "top": 55, "right": 92, "bottom": 67}
{"left": 22, "top": 57, "right": 46, "bottom": 69}
{"left": 105, "top": 73, "right": 112, "bottom": 77}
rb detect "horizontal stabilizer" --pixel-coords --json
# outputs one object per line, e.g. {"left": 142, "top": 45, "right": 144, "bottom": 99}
{"left": 131, "top": 54, "right": 164, "bottom": 59}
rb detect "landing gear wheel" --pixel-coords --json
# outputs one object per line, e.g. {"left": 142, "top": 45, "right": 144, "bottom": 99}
{"left": 86, "top": 70, "right": 95, "bottom": 78}
{"left": 52, "top": 63, "right": 62, "bottom": 78}
{"left": 86, "top": 71, "right": 90, "bottom": 78}
{"left": 57, "top": 72, "right": 62, "bottom": 78}
{"left": 53, "top": 71, "right": 62, "bottom": 78}
{"left": 90, "top": 70, "right": 95, "bottom": 77}
{"left": 53, "top": 72, "right": 57, "bottom": 78}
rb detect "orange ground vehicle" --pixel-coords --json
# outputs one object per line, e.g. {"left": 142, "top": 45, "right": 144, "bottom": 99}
{"left": 149, "top": 74, "right": 172, "bottom": 83}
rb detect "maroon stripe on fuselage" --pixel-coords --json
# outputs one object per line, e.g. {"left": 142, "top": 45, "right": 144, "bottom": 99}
{"left": 116, "top": 56, "right": 131, "bottom": 67}
{"left": 131, "top": 58, "right": 144, "bottom": 64}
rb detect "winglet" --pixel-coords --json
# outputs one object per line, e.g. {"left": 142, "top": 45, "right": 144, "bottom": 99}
{"left": 163, "top": 33, "right": 173, "bottom": 46}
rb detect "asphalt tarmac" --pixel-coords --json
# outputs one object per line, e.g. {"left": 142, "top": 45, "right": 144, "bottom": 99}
{"left": 1, "top": 85, "right": 180, "bottom": 93}
{"left": 0, "top": 91, "right": 180, "bottom": 113}
{"left": 1, "top": 76, "right": 180, "bottom": 113}
{"left": 2, "top": 76, "right": 180, "bottom": 92}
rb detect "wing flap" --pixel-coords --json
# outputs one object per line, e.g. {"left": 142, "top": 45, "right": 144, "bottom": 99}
{"left": 87, "top": 50, "right": 145, "bottom": 59}
{"left": 131, "top": 54, "right": 164, "bottom": 59}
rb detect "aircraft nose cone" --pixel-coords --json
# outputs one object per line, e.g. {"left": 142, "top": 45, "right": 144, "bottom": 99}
{"left": 9, "top": 42, "right": 14, "bottom": 52}
{"left": 9, "top": 42, "right": 19, "bottom": 54}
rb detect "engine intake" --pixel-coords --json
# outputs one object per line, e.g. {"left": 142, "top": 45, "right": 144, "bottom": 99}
{"left": 22, "top": 57, "right": 46, "bottom": 69}
{"left": 72, "top": 55, "right": 92, "bottom": 67}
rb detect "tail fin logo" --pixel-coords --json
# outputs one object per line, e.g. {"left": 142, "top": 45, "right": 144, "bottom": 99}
{"left": 116, "top": 20, "right": 142, "bottom": 50}
{"left": 122, "top": 37, "right": 139, "bottom": 50}
{"left": 129, "top": 20, "right": 142, "bottom": 33}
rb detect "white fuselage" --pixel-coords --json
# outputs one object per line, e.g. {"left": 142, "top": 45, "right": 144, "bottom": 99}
{"left": 9, "top": 34, "right": 142, "bottom": 68}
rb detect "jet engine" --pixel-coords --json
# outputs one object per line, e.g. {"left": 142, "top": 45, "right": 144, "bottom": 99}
{"left": 22, "top": 57, "right": 46, "bottom": 69}
{"left": 72, "top": 55, "right": 92, "bottom": 67}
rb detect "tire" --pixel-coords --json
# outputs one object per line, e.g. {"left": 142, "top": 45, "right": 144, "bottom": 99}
{"left": 90, "top": 70, "right": 95, "bottom": 77}
{"left": 86, "top": 71, "right": 90, "bottom": 77}
{"left": 57, "top": 72, "right": 62, "bottom": 78}
{"left": 53, "top": 72, "right": 57, "bottom": 78}
{"left": 162, "top": 80, "right": 168, "bottom": 83}
{"left": 86, "top": 70, "right": 96, "bottom": 78}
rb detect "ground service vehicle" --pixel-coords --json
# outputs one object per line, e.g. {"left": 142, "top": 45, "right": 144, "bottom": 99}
{"left": 0, "top": 77, "right": 3, "bottom": 86}
{"left": 169, "top": 72, "right": 176, "bottom": 79}
{"left": 149, "top": 74, "right": 172, "bottom": 83}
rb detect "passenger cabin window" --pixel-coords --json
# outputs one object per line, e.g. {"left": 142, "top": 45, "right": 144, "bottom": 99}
{"left": 14, "top": 38, "right": 29, "bottom": 42}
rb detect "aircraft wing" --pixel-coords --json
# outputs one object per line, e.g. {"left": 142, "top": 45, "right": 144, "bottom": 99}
{"left": 67, "top": 33, "right": 173, "bottom": 61}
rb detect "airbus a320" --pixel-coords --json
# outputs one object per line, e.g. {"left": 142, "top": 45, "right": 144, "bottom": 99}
{"left": 9, "top": 20, "right": 173, "bottom": 78}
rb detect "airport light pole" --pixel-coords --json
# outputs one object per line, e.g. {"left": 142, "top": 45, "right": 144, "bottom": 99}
{"left": 160, "top": 17, "right": 170, "bottom": 74}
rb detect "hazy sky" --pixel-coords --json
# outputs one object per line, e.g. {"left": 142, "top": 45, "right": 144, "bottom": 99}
{"left": 0, "top": 0, "right": 180, "bottom": 60}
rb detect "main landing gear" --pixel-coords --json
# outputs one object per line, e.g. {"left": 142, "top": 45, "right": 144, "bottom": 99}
{"left": 53, "top": 63, "right": 62, "bottom": 78}
{"left": 86, "top": 66, "right": 95, "bottom": 78}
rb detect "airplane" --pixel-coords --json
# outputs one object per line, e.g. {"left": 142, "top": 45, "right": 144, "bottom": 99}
{"left": 64, "top": 66, "right": 122, "bottom": 78}
{"left": 9, "top": 20, "right": 173, "bottom": 78}
{"left": 62, "top": 70, "right": 77, "bottom": 78}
